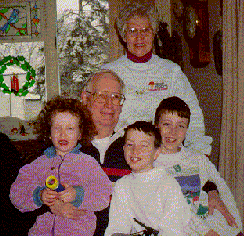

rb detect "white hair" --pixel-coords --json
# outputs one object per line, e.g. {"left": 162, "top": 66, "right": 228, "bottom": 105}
{"left": 83, "top": 69, "right": 125, "bottom": 93}
{"left": 116, "top": 2, "right": 160, "bottom": 40}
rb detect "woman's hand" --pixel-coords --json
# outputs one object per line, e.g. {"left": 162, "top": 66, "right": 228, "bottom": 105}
{"left": 208, "top": 190, "right": 238, "bottom": 227}
{"left": 50, "top": 200, "right": 87, "bottom": 220}
{"left": 58, "top": 183, "right": 76, "bottom": 203}
{"left": 41, "top": 188, "right": 59, "bottom": 207}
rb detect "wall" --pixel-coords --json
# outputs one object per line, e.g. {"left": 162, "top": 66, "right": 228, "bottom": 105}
{"left": 25, "top": 99, "right": 42, "bottom": 120}
{"left": 171, "top": 0, "right": 222, "bottom": 167}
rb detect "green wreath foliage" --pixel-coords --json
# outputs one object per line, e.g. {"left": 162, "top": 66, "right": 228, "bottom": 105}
{"left": 0, "top": 55, "right": 36, "bottom": 96}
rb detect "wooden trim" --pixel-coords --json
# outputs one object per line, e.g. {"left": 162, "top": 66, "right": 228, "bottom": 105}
{"left": 108, "top": 0, "right": 125, "bottom": 61}
{"left": 43, "top": 0, "right": 59, "bottom": 99}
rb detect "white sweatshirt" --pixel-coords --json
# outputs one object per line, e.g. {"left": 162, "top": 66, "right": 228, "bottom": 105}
{"left": 105, "top": 167, "right": 191, "bottom": 236}
{"left": 154, "top": 147, "right": 243, "bottom": 236}
{"left": 102, "top": 55, "right": 213, "bottom": 154}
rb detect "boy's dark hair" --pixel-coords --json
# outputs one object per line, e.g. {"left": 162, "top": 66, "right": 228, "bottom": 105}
{"left": 124, "top": 121, "right": 161, "bottom": 148}
{"left": 154, "top": 96, "right": 191, "bottom": 127}
{"left": 35, "top": 96, "right": 96, "bottom": 146}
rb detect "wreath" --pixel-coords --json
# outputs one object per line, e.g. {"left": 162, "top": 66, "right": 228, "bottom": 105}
{"left": 0, "top": 55, "right": 36, "bottom": 96}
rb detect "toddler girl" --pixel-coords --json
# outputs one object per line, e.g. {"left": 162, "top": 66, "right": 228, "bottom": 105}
{"left": 10, "top": 96, "right": 112, "bottom": 236}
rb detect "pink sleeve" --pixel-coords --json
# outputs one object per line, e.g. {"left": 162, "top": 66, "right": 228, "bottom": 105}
{"left": 10, "top": 157, "right": 47, "bottom": 212}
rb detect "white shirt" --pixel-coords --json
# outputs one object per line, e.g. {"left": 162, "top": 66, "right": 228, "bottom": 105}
{"left": 102, "top": 55, "right": 213, "bottom": 154}
{"left": 105, "top": 167, "right": 191, "bottom": 236}
{"left": 91, "top": 129, "right": 125, "bottom": 164}
{"left": 92, "top": 136, "right": 110, "bottom": 164}
{"left": 154, "top": 147, "right": 243, "bottom": 236}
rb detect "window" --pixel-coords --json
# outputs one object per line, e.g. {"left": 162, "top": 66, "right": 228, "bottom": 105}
{"left": 0, "top": 0, "right": 109, "bottom": 121}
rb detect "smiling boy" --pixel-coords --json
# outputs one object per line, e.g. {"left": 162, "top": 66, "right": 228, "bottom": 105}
{"left": 105, "top": 121, "right": 191, "bottom": 236}
{"left": 154, "top": 96, "right": 243, "bottom": 236}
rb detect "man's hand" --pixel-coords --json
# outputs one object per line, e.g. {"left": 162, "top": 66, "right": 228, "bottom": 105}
{"left": 205, "top": 229, "right": 220, "bottom": 236}
{"left": 111, "top": 234, "right": 131, "bottom": 236}
{"left": 208, "top": 190, "right": 238, "bottom": 228}
{"left": 50, "top": 200, "right": 87, "bottom": 220}
{"left": 58, "top": 183, "right": 76, "bottom": 203}
{"left": 41, "top": 188, "right": 59, "bottom": 207}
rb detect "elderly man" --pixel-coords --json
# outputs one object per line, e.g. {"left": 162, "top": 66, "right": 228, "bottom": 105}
{"left": 81, "top": 69, "right": 130, "bottom": 176}
{"left": 80, "top": 69, "right": 130, "bottom": 235}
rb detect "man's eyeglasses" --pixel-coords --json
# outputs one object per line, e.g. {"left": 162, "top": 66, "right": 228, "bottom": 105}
{"left": 86, "top": 91, "right": 126, "bottom": 106}
{"left": 127, "top": 27, "right": 153, "bottom": 37}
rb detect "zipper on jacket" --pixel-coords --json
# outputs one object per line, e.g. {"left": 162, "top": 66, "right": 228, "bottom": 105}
{"left": 57, "top": 158, "right": 63, "bottom": 184}
{"left": 51, "top": 217, "right": 56, "bottom": 236}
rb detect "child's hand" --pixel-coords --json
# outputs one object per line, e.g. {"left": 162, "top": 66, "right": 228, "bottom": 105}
{"left": 62, "top": 203, "right": 87, "bottom": 219}
{"left": 58, "top": 183, "right": 76, "bottom": 203}
{"left": 41, "top": 188, "right": 59, "bottom": 206}
{"left": 208, "top": 190, "right": 238, "bottom": 228}
{"left": 50, "top": 200, "right": 87, "bottom": 220}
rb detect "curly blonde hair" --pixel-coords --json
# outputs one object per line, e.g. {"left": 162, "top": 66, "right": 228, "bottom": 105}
{"left": 35, "top": 96, "right": 96, "bottom": 146}
{"left": 116, "top": 2, "right": 160, "bottom": 40}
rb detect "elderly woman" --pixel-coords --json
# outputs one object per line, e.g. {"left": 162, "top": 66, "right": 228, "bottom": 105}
{"left": 102, "top": 2, "right": 212, "bottom": 155}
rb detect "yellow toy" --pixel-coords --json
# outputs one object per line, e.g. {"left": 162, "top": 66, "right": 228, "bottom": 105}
{"left": 46, "top": 175, "right": 65, "bottom": 192}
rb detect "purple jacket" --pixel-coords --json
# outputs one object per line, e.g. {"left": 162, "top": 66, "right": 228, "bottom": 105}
{"left": 10, "top": 145, "right": 113, "bottom": 235}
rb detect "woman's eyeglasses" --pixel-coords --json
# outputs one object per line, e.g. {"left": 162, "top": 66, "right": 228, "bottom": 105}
{"left": 127, "top": 27, "right": 153, "bottom": 37}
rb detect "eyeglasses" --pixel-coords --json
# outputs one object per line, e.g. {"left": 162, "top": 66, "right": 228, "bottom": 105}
{"left": 86, "top": 91, "right": 126, "bottom": 106}
{"left": 126, "top": 27, "right": 153, "bottom": 37}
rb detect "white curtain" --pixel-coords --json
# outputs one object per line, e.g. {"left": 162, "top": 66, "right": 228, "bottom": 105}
{"left": 220, "top": 0, "right": 244, "bottom": 229}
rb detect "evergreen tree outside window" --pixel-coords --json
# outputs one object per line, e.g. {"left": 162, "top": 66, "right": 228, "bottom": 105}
{"left": 57, "top": 0, "right": 109, "bottom": 98}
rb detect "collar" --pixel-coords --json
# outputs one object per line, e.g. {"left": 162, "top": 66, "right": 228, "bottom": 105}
{"left": 44, "top": 143, "right": 81, "bottom": 158}
{"left": 127, "top": 50, "right": 152, "bottom": 63}
{"left": 109, "top": 128, "right": 125, "bottom": 144}
{"left": 131, "top": 167, "right": 167, "bottom": 182}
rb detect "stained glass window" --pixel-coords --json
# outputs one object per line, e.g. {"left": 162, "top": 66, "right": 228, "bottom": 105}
{"left": 0, "top": 0, "right": 41, "bottom": 39}
{"left": 30, "top": 1, "right": 40, "bottom": 37}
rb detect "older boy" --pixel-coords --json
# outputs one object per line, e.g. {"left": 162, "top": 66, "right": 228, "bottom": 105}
{"left": 105, "top": 121, "right": 191, "bottom": 236}
{"left": 154, "top": 96, "right": 243, "bottom": 236}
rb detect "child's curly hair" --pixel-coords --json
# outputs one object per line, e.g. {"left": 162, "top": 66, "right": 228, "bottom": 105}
{"left": 35, "top": 96, "right": 96, "bottom": 146}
